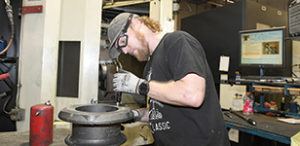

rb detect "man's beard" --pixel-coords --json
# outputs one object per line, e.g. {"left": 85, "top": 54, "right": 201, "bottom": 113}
{"left": 134, "top": 30, "right": 150, "bottom": 61}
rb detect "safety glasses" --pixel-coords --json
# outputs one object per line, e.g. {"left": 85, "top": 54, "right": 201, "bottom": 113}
{"left": 115, "top": 14, "right": 133, "bottom": 51}
{"left": 116, "top": 33, "right": 128, "bottom": 50}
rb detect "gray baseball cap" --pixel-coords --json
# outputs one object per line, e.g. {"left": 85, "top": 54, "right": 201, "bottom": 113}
{"left": 107, "top": 13, "right": 135, "bottom": 59}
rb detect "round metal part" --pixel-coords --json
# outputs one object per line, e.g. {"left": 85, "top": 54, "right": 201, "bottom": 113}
{"left": 59, "top": 104, "right": 133, "bottom": 146}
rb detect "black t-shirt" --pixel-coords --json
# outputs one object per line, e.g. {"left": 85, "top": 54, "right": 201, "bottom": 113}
{"left": 143, "top": 31, "right": 230, "bottom": 146}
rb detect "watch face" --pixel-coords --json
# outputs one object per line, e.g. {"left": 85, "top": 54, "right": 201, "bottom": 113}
{"left": 140, "top": 82, "right": 147, "bottom": 90}
{"left": 139, "top": 81, "right": 149, "bottom": 96}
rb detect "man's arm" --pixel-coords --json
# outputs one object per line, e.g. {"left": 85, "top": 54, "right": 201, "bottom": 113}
{"left": 148, "top": 73, "right": 205, "bottom": 108}
{"left": 113, "top": 71, "right": 206, "bottom": 108}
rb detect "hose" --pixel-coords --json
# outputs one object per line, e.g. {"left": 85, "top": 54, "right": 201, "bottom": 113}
{"left": 0, "top": 0, "right": 14, "bottom": 55}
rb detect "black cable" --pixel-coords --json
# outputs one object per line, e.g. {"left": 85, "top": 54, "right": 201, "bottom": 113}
{"left": 0, "top": 92, "right": 7, "bottom": 99}
{"left": 0, "top": 91, "right": 11, "bottom": 115}
{"left": 1, "top": 0, "right": 18, "bottom": 113}
{"left": 2, "top": 93, "right": 11, "bottom": 114}
{"left": 0, "top": 67, "right": 14, "bottom": 114}
{"left": 0, "top": 0, "right": 17, "bottom": 73}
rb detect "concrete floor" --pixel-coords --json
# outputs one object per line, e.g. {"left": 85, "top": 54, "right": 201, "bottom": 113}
{"left": 0, "top": 122, "right": 153, "bottom": 146}
{"left": 0, "top": 94, "right": 153, "bottom": 145}
{"left": 0, "top": 128, "right": 69, "bottom": 146}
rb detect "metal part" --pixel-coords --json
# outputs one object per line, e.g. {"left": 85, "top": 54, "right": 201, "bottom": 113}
{"left": 116, "top": 92, "right": 122, "bottom": 106}
{"left": 9, "top": 108, "right": 25, "bottom": 121}
{"left": 59, "top": 104, "right": 134, "bottom": 146}
{"left": 98, "top": 60, "right": 121, "bottom": 104}
{"left": 99, "top": 60, "right": 116, "bottom": 91}
{"left": 90, "top": 98, "right": 98, "bottom": 104}
{"left": 229, "top": 109, "right": 256, "bottom": 126}
{"left": 45, "top": 100, "right": 51, "bottom": 106}
{"left": 103, "top": 0, "right": 151, "bottom": 9}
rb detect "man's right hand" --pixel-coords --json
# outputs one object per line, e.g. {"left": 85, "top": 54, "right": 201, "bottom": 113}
{"left": 131, "top": 108, "right": 149, "bottom": 122}
{"left": 113, "top": 70, "right": 145, "bottom": 95}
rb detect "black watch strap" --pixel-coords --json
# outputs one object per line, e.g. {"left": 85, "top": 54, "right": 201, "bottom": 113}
{"left": 139, "top": 81, "right": 149, "bottom": 96}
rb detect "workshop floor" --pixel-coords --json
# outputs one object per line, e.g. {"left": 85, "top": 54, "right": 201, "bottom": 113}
{"left": 0, "top": 128, "right": 69, "bottom": 146}
{"left": 0, "top": 121, "right": 153, "bottom": 146}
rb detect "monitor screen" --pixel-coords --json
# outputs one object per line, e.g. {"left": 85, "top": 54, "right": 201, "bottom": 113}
{"left": 239, "top": 27, "right": 286, "bottom": 68}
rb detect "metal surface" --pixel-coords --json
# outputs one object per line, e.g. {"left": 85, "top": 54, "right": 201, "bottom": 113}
{"left": 18, "top": 0, "right": 102, "bottom": 131}
{"left": 229, "top": 109, "right": 256, "bottom": 126}
{"left": 59, "top": 104, "right": 134, "bottom": 146}
{"left": 103, "top": 0, "right": 150, "bottom": 9}
{"left": 223, "top": 111, "right": 300, "bottom": 144}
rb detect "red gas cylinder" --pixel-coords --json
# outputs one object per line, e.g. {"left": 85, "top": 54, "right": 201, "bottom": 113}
{"left": 30, "top": 101, "right": 53, "bottom": 146}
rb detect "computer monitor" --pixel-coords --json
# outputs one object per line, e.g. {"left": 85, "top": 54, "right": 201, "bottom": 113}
{"left": 239, "top": 27, "right": 286, "bottom": 70}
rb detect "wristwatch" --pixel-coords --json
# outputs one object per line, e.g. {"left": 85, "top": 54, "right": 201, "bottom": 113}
{"left": 139, "top": 81, "right": 149, "bottom": 96}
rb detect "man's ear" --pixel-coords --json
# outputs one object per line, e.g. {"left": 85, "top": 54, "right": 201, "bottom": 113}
{"left": 131, "top": 17, "right": 141, "bottom": 29}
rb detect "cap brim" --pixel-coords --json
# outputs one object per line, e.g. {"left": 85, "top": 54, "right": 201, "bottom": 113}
{"left": 108, "top": 29, "right": 123, "bottom": 59}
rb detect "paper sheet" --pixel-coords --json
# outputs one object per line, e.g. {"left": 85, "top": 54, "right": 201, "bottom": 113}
{"left": 277, "top": 118, "right": 300, "bottom": 124}
{"left": 162, "top": 19, "right": 174, "bottom": 33}
{"left": 219, "top": 56, "right": 230, "bottom": 72}
{"left": 228, "top": 128, "right": 239, "bottom": 143}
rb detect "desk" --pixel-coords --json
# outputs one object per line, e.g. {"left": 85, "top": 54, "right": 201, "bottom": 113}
{"left": 223, "top": 111, "right": 300, "bottom": 144}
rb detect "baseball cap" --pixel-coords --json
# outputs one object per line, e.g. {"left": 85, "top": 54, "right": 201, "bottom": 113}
{"left": 107, "top": 13, "right": 136, "bottom": 59}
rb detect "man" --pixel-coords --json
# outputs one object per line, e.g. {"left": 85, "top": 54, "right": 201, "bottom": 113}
{"left": 107, "top": 13, "right": 230, "bottom": 146}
